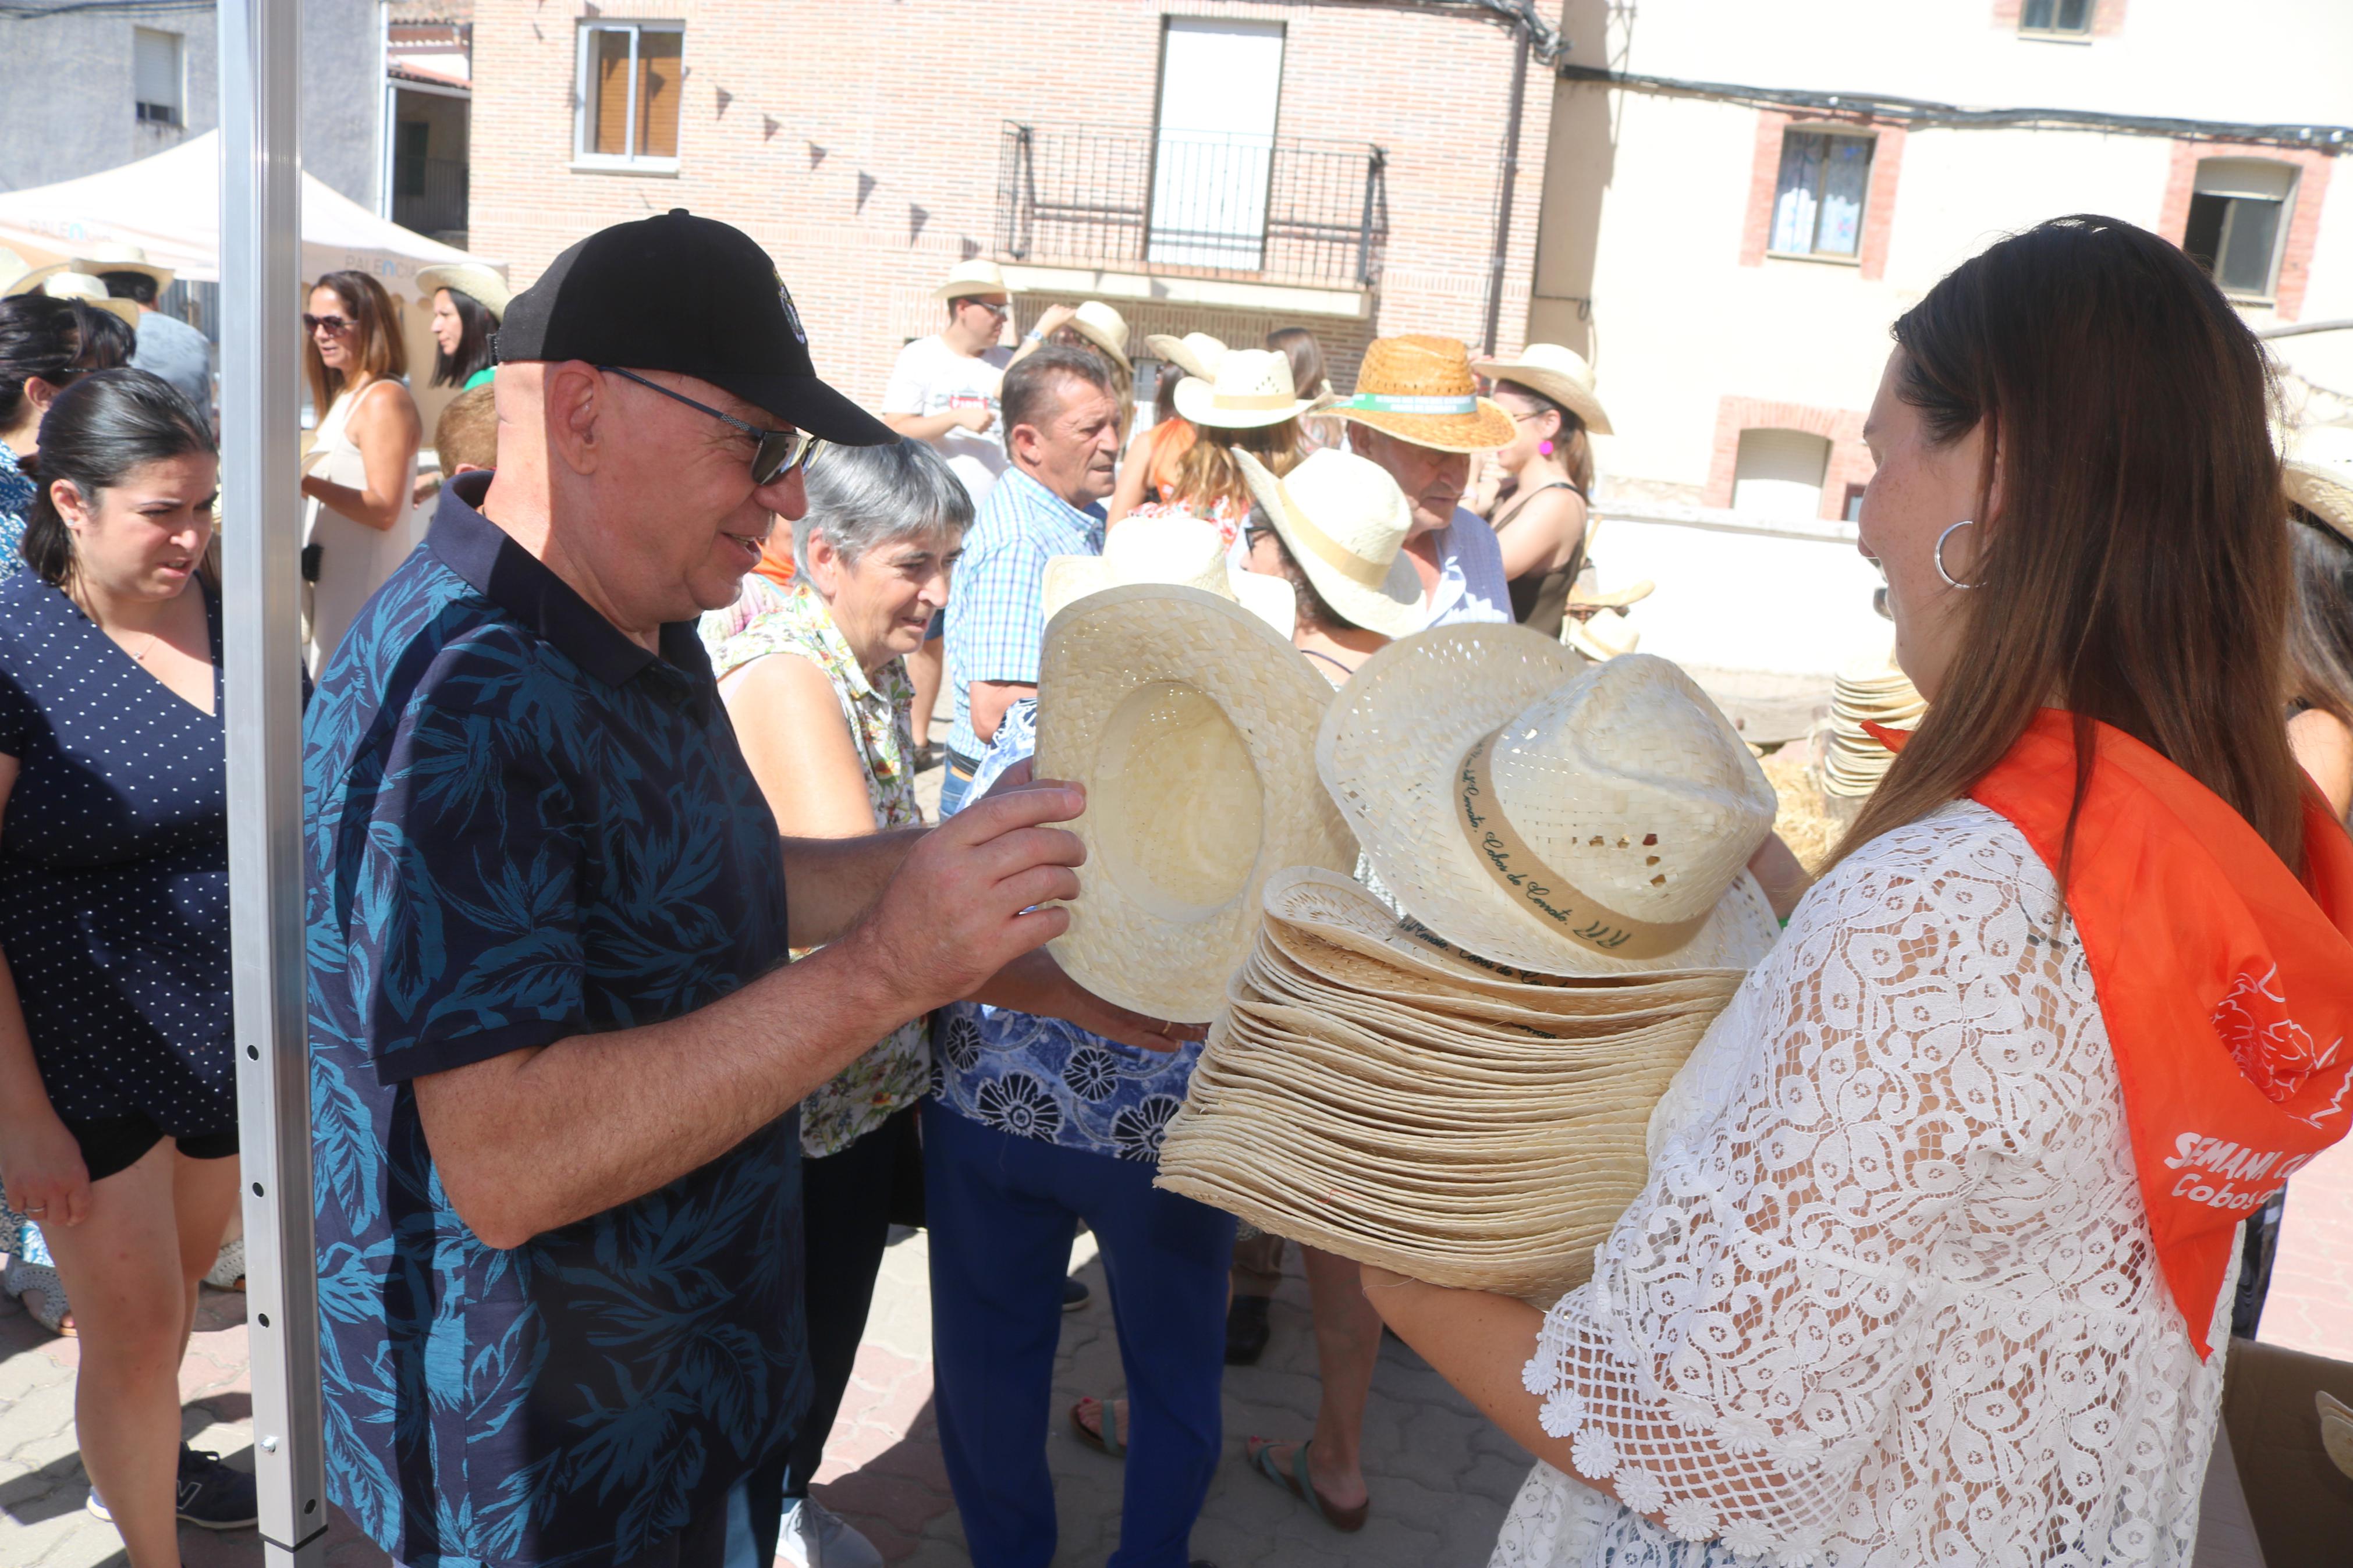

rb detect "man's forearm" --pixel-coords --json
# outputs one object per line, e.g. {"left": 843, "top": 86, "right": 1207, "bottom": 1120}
{"left": 417, "top": 933, "right": 919, "bottom": 1248}
{"left": 780, "top": 826, "right": 926, "bottom": 947}
{"left": 884, "top": 412, "right": 963, "bottom": 442}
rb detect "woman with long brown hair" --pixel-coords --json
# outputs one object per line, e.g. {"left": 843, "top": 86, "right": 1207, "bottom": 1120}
{"left": 1123, "top": 349, "right": 1314, "bottom": 547}
{"left": 1365, "top": 215, "right": 2353, "bottom": 1566}
{"left": 299, "top": 269, "right": 422, "bottom": 673}
{"left": 2284, "top": 429, "right": 2353, "bottom": 822}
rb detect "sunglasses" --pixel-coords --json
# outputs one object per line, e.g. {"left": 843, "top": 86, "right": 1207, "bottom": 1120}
{"left": 302, "top": 313, "right": 354, "bottom": 335}
{"left": 960, "top": 297, "right": 1010, "bottom": 319}
{"left": 601, "top": 366, "right": 821, "bottom": 486}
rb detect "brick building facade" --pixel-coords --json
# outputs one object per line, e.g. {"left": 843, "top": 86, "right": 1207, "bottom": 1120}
{"left": 467, "top": 0, "right": 1557, "bottom": 407}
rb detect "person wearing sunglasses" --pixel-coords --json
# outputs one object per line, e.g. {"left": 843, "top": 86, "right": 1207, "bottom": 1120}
{"left": 302, "top": 210, "right": 1195, "bottom": 1568}
{"left": 298, "top": 268, "right": 424, "bottom": 673}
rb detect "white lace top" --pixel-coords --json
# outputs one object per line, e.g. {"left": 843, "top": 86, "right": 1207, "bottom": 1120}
{"left": 1496, "top": 801, "right": 2231, "bottom": 1568}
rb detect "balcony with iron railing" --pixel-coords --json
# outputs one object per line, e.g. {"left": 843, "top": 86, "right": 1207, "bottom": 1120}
{"left": 392, "top": 155, "right": 469, "bottom": 245}
{"left": 995, "top": 122, "right": 1388, "bottom": 296}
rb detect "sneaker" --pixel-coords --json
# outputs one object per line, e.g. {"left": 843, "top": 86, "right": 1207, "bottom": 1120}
{"left": 176, "top": 1447, "right": 259, "bottom": 1529}
{"left": 1063, "top": 1274, "right": 1091, "bottom": 1312}
{"left": 778, "top": 1495, "right": 883, "bottom": 1568}
{"left": 204, "top": 1234, "right": 246, "bottom": 1292}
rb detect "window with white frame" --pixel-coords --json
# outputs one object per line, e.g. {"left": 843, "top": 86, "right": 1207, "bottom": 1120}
{"left": 2019, "top": 0, "right": 2095, "bottom": 36}
{"left": 574, "top": 21, "right": 683, "bottom": 168}
{"left": 134, "top": 27, "right": 183, "bottom": 126}
{"left": 1769, "top": 130, "right": 1874, "bottom": 260}
{"left": 2184, "top": 159, "right": 2296, "bottom": 300}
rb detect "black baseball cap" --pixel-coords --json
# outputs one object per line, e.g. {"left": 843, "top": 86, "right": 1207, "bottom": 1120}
{"left": 495, "top": 209, "right": 892, "bottom": 446}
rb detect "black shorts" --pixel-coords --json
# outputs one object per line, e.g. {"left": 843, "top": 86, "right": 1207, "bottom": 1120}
{"left": 67, "top": 1114, "right": 238, "bottom": 1183}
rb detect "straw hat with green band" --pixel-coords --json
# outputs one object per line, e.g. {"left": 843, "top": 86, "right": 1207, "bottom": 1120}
{"left": 2286, "top": 424, "right": 2353, "bottom": 546}
{"left": 1234, "top": 447, "right": 1425, "bottom": 638}
{"left": 1330, "top": 335, "right": 1516, "bottom": 453}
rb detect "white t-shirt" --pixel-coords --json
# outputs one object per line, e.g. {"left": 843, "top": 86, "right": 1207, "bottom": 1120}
{"left": 883, "top": 336, "right": 1013, "bottom": 504}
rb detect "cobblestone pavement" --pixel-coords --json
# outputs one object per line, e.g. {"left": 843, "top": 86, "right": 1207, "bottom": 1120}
{"left": 0, "top": 1228, "right": 1526, "bottom": 1567}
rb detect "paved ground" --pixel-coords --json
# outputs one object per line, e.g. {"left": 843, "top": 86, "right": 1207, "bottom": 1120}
{"left": 0, "top": 1229, "right": 1525, "bottom": 1567}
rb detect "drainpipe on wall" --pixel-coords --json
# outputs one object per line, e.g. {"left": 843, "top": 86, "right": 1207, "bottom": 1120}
{"left": 1482, "top": 23, "right": 1532, "bottom": 356}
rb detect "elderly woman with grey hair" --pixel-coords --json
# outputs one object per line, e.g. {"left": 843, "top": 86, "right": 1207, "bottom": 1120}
{"left": 698, "top": 435, "right": 969, "bottom": 1568}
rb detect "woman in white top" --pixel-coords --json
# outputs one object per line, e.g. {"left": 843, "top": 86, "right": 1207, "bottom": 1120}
{"left": 299, "top": 269, "right": 422, "bottom": 674}
{"left": 1365, "top": 214, "right": 2353, "bottom": 1567}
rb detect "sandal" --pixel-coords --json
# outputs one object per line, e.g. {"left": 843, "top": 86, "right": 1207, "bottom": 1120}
{"left": 3, "top": 1257, "right": 76, "bottom": 1337}
{"left": 1245, "top": 1437, "right": 1367, "bottom": 1533}
{"left": 1069, "top": 1395, "right": 1127, "bottom": 1459}
{"left": 204, "top": 1235, "right": 246, "bottom": 1292}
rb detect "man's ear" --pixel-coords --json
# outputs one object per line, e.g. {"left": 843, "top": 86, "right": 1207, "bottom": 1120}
{"left": 541, "top": 361, "right": 606, "bottom": 478}
{"left": 1006, "top": 422, "right": 1036, "bottom": 467}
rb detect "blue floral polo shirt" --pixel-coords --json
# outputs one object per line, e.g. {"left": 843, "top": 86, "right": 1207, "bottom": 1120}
{"left": 303, "top": 474, "right": 807, "bottom": 1568}
{"left": 931, "top": 699, "right": 1205, "bottom": 1162}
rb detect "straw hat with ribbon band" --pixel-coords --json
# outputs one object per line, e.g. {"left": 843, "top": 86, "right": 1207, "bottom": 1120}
{"left": 1474, "top": 342, "right": 1612, "bottom": 436}
{"left": 1321, "top": 626, "right": 1780, "bottom": 975}
{"left": 416, "top": 261, "right": 514, "bottom": 321}
{"left": 1144, "top": 331, "right": 1227, "bottom": 383}
{"left": 1330, "top": 335, "right": 1517, "bottom": 454}
{"left": 1042, "top": 511, "right": 1296, "bottom": 641}
{"left": 2285, "top": 424, "right": 2353, "bottom": 547}
{"left": 1032, "top": 583, "right": 1355, "bottom": 1024}
{"left": 1172, "top": 349, "right": 1316, "bottom": 431}
{"left": 69, "top": 241, "right": 175, "bottom": 293}
{"left": 1058, "top": 300, "right": 1131, "bottom": 372}
{"left": 1234, "top": 447, "right": 1424, "bottom": 638}
{"left": 933, "top": 258, "right": 1013, "bottom": 303}
{"left": 35, "top": 272, "right": 142, "bottom": 328}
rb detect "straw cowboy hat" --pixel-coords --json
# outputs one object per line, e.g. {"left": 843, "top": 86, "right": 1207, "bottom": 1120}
{"left": 2286, "top": 424, "right": 2353, "bottom": 546}
{"left": 1564, "top": 611, "right": 1640, "bottom": 663}
{"left": 0, "top": 248, "right": 67, "bottom": 298}
{"left": 34, "top": 271, "right": 142, "bottom": 327}
{"left": 1319, "top": 626, "right": 1781, "bottom": 975}
{"left": 1330, "top": 335, "right": 1516, "bottom": 454}
{"left": 1144, "top": 331, "right": 1227, "bottom": 382}
{"left": 1173, "top": 348, "right": 1316, "bottom": 431}
{"left": 1475, "top": 343, "right": 1613, "bottom": 436}
{"left": 416, "top": 261, "right": 513, "bottom": 319}
{"left": 932, "top": 258, "right": 1013, "bottom": 303}
{"left": 1235, "top": 447, "right": 1424, "bottom": 638}
{"left": 1032, "top": 583, "right": 1356, "bottom": 1023}
{"left": 1062, "top": 300, "right": 1131, "bottom": 372}
{"left": 70, "top": 241, "right": 175, "bottom": 293}
{"left": 1042, "top": 511, "right": 1296, "bottom": 640}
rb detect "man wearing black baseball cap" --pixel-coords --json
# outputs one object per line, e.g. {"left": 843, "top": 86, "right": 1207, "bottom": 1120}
{"left": 301, "top": 211, "right": 1191, "bottom": 1568}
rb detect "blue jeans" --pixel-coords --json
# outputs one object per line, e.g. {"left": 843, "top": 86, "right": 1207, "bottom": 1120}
{"left": 937, "top": 748, "right": 980, "bottom": 819}
{"left": 923, "top": 1100, "right": 1235, "bottom": 1568}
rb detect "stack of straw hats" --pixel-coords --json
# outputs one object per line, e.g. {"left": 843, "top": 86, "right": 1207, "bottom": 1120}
{"left": 1156, "top": 625, "right": 1783, "bottom": 1299}
{"left": 1156, "top": 865, "right": 1747, "bottom": 1301}
{"left": 1815, "top": 649, "right": 1925, "bottom": 806}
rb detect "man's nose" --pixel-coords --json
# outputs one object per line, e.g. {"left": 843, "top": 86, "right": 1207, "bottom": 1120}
{"left": 755, "top": 467, "right": 808, "bottom": 522}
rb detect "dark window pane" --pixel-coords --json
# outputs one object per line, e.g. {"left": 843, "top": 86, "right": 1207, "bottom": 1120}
{"left": 590, "top": 30, "right": 631, "bottom": 157}
{"left": 1771, "top": 133, "right": 1823, "bottom": 254}
{"left": 2021, "top": 0, "right": 2055, "bottom": 27}
{"left": 2057, "top": 0, "right": 2092, "bottom": 29}
{"left": 2219, "top": 196, "right": 2284, "bottom": 296}
{"left": 637, "top": 31, "right": 682, "bottom": 158}
{"left": 2182, "top": 193, "right": 2228, "bottom": 278}
{"left": 1817, "top": 137, "right": 1873, "bottom": 257}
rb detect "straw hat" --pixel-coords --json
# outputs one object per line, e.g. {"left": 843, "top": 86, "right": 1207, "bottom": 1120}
{"left": 1475, "top": 343, "right": 1612, "bottom": 436}
{"left": 36, "top": 271, "right": 141, "bottom": 326}
{"left": 1043, "top": 511, "right": 1296, "bottom": 641}
{"left": 70, "top": 241, "right": 175, "bottom": 292}
{"left": 1564, "top": 611, "right": 1640, "bottom": 663}
{"left": 1062, "top": 300, "right": 1131, "bottom": 372}
{"left": 1, "top": 248, "right": 67, "bottom": 298}
{"left": 1319, "top": 627, "right": 1780, "bottom": 975}
{"left": 416, "top": 261, "right": 513, "bottom": 319}
{"left": 1234, "top": 447, "right": 1424, "bottom": 638}
{"left": 1816, "top": 648, "right": 1926, "bottom": 801}
{"left": 1144, "top": 331, "right": 1227, "bottom": 382}
{"left": 2285, "top": 424, "right": 2353, "bottom": 546}
{"left": 933, "top": 258, "right": 1013, "bottom": 303}
{"left": 1032, "top": 584, "right": 1356, "bottom": 1023}
{"left": 1173, "top": 349, "right": 1315, "bottom": 431}
{"left": 1330, "top": 335, "right": 1516, "bottom": 454}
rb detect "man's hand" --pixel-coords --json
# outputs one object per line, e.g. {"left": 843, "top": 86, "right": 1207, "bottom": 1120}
{"left": 955, "top": 404, "right": 996, "bottom": 435}
{"left": 1031, "top": 303, "right": 1078, "bottom": 342}
{"left": 973, "top": 948, "right": 1205, "bottom": 1054}
{"left": 846, "top": 782, "right": 1087, "bottom": 1017}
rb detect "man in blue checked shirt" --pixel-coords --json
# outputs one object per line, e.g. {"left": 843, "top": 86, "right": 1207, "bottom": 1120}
{"left": 938, "top": 346, "right": 1122, "bottom": 815}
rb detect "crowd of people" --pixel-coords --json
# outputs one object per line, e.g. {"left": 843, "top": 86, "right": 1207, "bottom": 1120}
{"left": 0, "top": 199, "right": 2345, "bottom": 1568}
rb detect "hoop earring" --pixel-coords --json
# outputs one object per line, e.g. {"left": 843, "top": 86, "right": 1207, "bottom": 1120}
{"left": 1935, "top": 519, "right": 1979, "bottom": 589}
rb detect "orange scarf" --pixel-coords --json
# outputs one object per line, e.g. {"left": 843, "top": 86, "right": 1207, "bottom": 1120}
{"left": 753, "top": 531, "right": 796, "bottom": 591}
{"left": 1871, "top": 712, "right": 2353, "bottom": 1356}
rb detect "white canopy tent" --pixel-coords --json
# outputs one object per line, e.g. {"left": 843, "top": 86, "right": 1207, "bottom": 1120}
{"left": 0, "top": 127, "right": 491, "bottom": 294}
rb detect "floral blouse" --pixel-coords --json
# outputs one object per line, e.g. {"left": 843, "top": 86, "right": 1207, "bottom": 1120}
{"left": 0, "top": 443, "right": 35, "bottom": 582}
{"left": 699, "top": 577, "right": 929, "bottom": 1160}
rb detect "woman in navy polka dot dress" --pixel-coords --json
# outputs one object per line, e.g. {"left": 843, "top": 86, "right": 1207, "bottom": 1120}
{"left": 0, "top": 369, "right": 256, "bottom": 1551}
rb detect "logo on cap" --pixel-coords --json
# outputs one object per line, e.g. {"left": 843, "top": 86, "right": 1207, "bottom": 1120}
{"left": 777, "top": 277, "right": 808, "bottom": 346}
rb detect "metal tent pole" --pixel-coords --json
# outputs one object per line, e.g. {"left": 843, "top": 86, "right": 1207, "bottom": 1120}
{"left": 219, "top": 0, "right": 328, "bottom": 1560}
